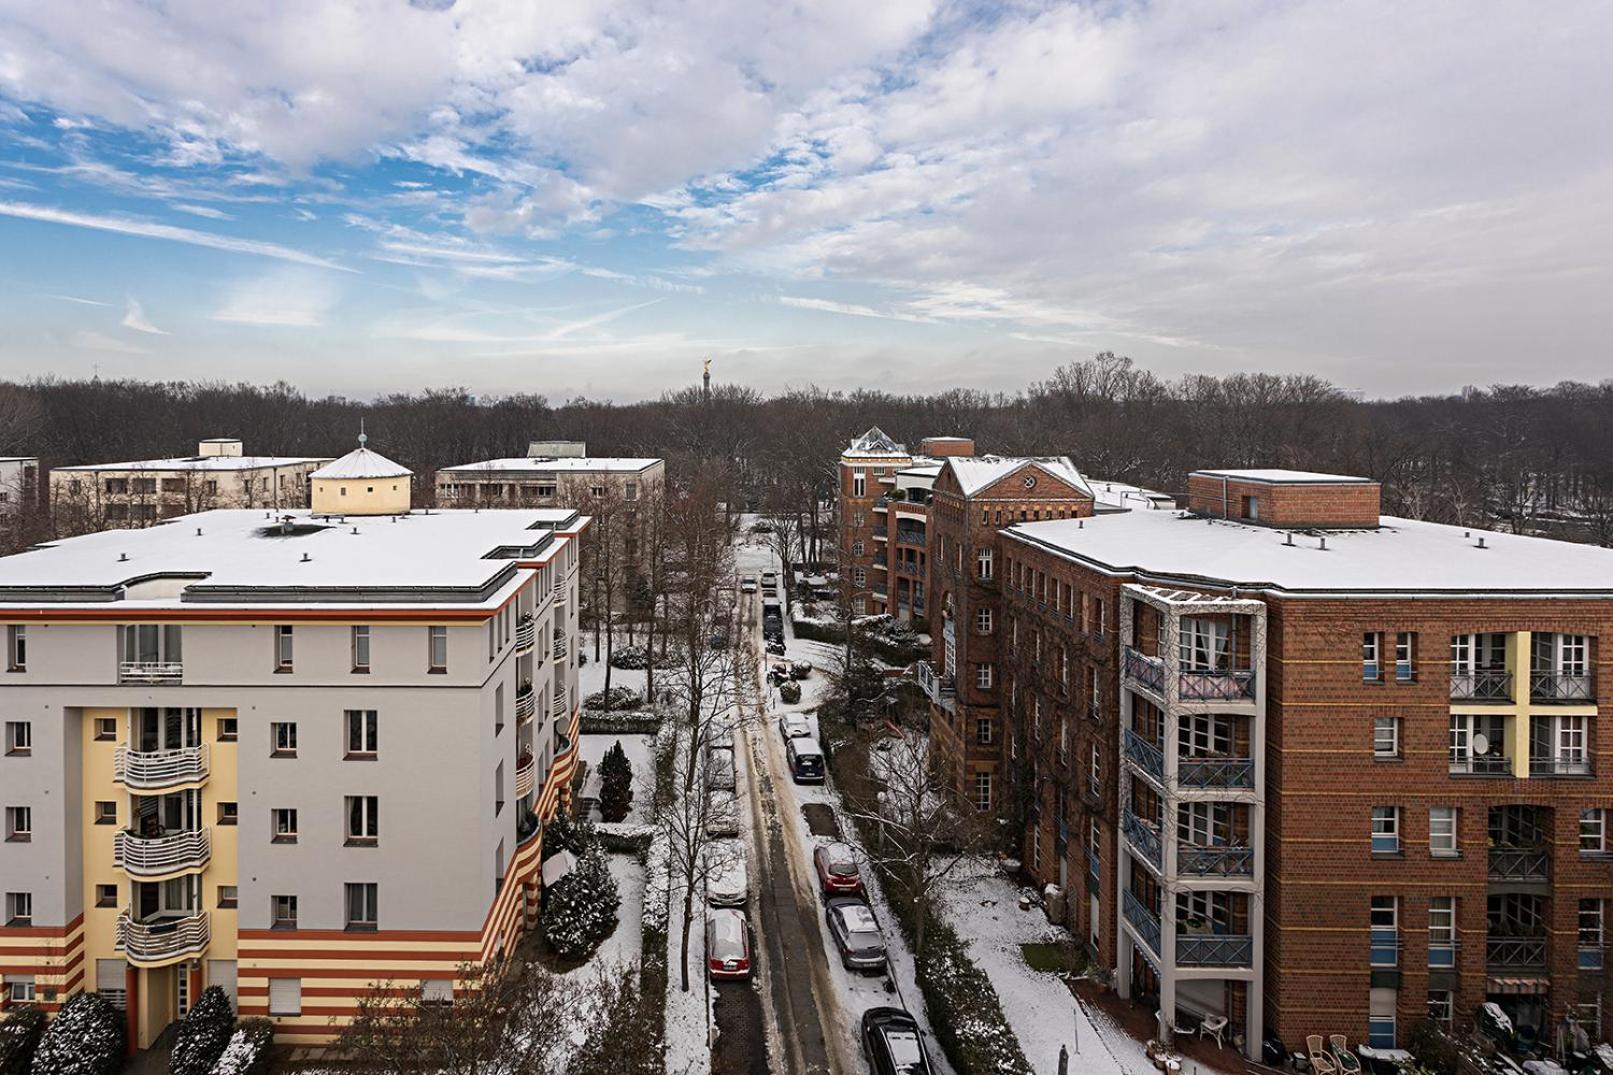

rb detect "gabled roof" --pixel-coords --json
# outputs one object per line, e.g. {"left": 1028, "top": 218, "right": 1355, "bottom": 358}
{"left": 945, "top": 455, "right": 1094, "bottom": 498}
{"left": 846, "top": 426, "right": 906, "bottom": 455}
{"left": 311, "top": 446, "right": 412, "bottom": 481}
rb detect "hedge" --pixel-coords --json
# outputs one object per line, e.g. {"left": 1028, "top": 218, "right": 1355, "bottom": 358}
{"left": 170, "top": 986, "right": 236, "bottom": 1075}
{"left": 0, "top": 1007, "right": 44, "bottom": 1075}
{"left": 30, "top": 992, "right": 125, "bottom": 1075}
{"left": 212, "top": 1019, "right": 274, "bottom": 1075}
{"left": 580, "top": 710, "right": 663, "bottom": 734}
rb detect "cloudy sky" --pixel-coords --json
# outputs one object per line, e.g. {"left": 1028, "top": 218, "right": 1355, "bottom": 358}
{"left": 0, "top": 0, "right": 1609, "bottom": 401}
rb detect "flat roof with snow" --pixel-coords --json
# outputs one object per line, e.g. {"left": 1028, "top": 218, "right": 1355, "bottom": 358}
{"left": 1007, "top": 509, "right": 1613, "bottom": 597}
{"left": 1191, "top": 468, "right": 1376, "bottom": 485}
{"left": 54, "top": 455, "right": 331, "bottom": 473}
{"left": 438, "top": 457, "right": 662, "bottom": 475}
{"left": 0, "top": 507, "right": 585, "bottom": 609}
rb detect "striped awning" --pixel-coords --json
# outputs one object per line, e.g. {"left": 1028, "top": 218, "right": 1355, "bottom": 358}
{"left": 1487, "top": 977, "right": 1550, "bottom": 995}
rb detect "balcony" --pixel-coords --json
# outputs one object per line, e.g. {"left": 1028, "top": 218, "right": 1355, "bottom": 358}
{"left": 1580, "top": 946, "right": 1605, "bottom": 972}
{"left": 916, "top": 660, "right": 956, "bottom": 714}
{"left": 515, "top": 615, "right": 535, "bottom": 654}
{"left": 872, "top": 527, "right": 889, "bottom": 541}
{"left": 1177, "top": 845, "right": 1255, "bottom": 878}
{"left": 898, "top": 561, "right": 922, "bottom": 577}
{"left": 1123, "top": 647, "right": 1165, "bottom": 694}
{"left": 1177, "top": 933, "right": 1254, "bottom": 968}
{"left": 1178, "top": 669, "right": 1256, "bottom": 702}
{"left": 1486, "top": 935, "right": 1547, "bottom": 970}
{"left": 1449, "top": 753, "right": 1512, "bottom": 777}
{"left": 1529, "top": 753, "right": 1591, "bottom": 777}
{"left": 118, "top": 661, "right": 183, "bottom": 685}
{"left": 1121, "top": 808, "right": 1162, "bottom": 872}
{"left": 116, "top": 910, "right": 210, "bottom": 967}
{"left": 114, "top": 744, "right": 209, "bottom": 790}
{"left": 1450, "top": 670, "right": 1512, "bottom": 702}
{"left": 1488, "top": 848, "right": 1550, "bottom": 882}
{"left": 1530, "top": 671, "right": 1594, "bottom": 703}
{"left": 894, "top": 525, "right": 925, "bottom": 547}
{"left": 514, "top": 754, "right": 535, "bottom": 799}
{"left": 872, "top": 582, "right": 888, "bottom": 597}
{"left": 515, "top": 685, "right": 537, "bottom": 724}
{"left": 553, "top": 635, "right": 568, "bottom": 661}
{"left": 1124, "top": 728, "right": 1165, "bottom": 784}
{"left": 1123, "top": 890, "right": 1161, "bottom": 954}
{"left": 114, "top": 828, "right": 211, "bottom": 879}
{"left": 873, "top": 496, "right": 889, "bottom": 511}
{"left": 552, "top": 691, "right": 569, "bottom": 720}
{"left": 1178, "top": 756, "right": 1256, "bottom": 789}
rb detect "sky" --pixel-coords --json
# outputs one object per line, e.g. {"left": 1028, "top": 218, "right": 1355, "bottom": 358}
{"left": 0, "top": 0, "right": 1610, "bottom": 402}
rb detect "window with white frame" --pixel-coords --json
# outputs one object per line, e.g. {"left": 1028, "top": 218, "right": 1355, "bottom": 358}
{"left": 976, "top": 664, "right": 993, "bottom": 689}
{"left": 4, "top": 806, "right": 28, "bottom": 842}
{"left": 853, "top": 567, "right": 866, "bottom": 587}
{"left": 1362, "top": 632, "right": 1382, "bottom": 681}
{"left": 1181, "top": 713, "right": 1233, "bottom": 758}
{"left": 1429, "top": 807, "right": 1459, "bottom": 857}
{"left": 976, "top": 548, "right": 993, "bottom": 580}
{"left": 268, "top": 977, "right": 301, "bottom": 1016}
{"left": 852, "top": 469, "right": 865, "bottom": 497}
{"left": 1368, "top": 987, "right": 1397, "bottom": 1047}
{"left": 1580, "top": 899, "right": 1605, "bottom": 971}
{"left": 1179, "top": 617, "right": 1229, "bottom": 672}
{"left": 5, "top": 891, "right": 32, "bottom": 926}
{"left": 271, "top": 721, "right": 297, "bottom": 757}
{"left": 345, "top": 796, "right": 379, "bottom": 845}
{"left": 5, "top": 975, "right": 35, "bottom": 1004}
{"left": 272, "top": 808, "right": 298, "bottom": 843}
{"left": 973, "top": 772, "right": 991, "bottom": 812}
{"left": 345, "top": 882, "right": 378, "bottom": 930}
{"left": 852, "top": 541, "right": 864, "bottom": 556}
{"left": 1177, "top": 801, "right": 1231, "bottom": 847}
{"left": 975, "top": 607, "right": 993, "bottom": 635}
{"left": 1373, "top": 716, "right": 1401, "bottom": 759}
{"left": 1428, "top": 896, "right": 1456, "bottom": 967}
{"left": 1427, "top": 990, "right": 1453, "bottom": 1026}
{"left": 429, "top": 626, "right": 448, "bottom": 672}
{"left": 274, "top": 625, "right": 294, "bottom": 671}
{"left": 345, "top": 710, "right": 378, "bottom": 757}
{"left": 1395, "top": 632, "right": 1416, "bottom": 681}
{"left": 1582, "top": 809, "right": 1607, "bottom": 854}
{"left": 1372, "top": 806, "right": 1400, "bottom": 854}
{"left": 976, "top": 718, "right": 992, "bottom": 746}
{"left": 7, "top": 625, "right": 26, "bottom": 671}
{"left": 1370, "top": 896, "right": 1399, "bottom": 966}
{"left": 3, "top": 720, "right": 28, "bottom": 755}
{"left": 351, "top": 625, "right": 370, "bottom": 671}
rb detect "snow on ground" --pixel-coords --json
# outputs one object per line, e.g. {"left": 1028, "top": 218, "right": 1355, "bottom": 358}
{"left": 663, "top": 897, "right": 713, "bottom": 1075}
{"left": 934, "top": 865, "right": 1122, "bottom": 1075}
{"left": 589, "top": 853, "right": 645, "bottom": 972}
{"left": 578, "top": 653, "right": 648, "bottom": 704}
{"left": 577, "top": 732, "right": 656, "bottom": 825}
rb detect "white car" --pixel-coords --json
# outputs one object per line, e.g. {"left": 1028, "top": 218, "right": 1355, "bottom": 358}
{"left": 705, "top": 839, "right": 749, "bottom": 906}
{"left": 740, "top": 574, "right": 759, "bottom": 593}
{"left": 779, "top": 713, "right": 811, "bottom": 740}
{"left": 705, "top": 791, "right": 741, "bottom": 837}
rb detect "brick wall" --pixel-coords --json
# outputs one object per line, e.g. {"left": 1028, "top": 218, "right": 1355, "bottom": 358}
{"left": 1187, "top": 473, "right": 1382, "bottom": 528}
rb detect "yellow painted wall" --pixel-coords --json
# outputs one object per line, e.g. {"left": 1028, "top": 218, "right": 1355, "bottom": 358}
{"left": 203, "top": 707, "right": 239, "bottom": 965}
{"left": 80, "top": 706, "right": 125, "bottom": 985}
{"left": 311, "top": 476, "right": 409, "bottom": 515}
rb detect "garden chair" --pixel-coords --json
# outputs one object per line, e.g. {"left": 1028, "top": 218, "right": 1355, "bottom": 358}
{"left": 1330, "top": 1035, "right": 1362, "bottom": 1075}
{"left": 1308, "top": 1035, "right": 1338, "bottom": 1075}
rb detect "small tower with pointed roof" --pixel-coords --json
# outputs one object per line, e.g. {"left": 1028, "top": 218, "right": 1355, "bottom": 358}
{"left": 309, "top": 428, "right": 413, "bottom": 515}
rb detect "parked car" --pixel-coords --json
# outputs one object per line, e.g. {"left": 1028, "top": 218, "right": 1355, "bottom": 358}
{"left": 707, "top": 747, "right": 736, "bottom": 791}
{"left": 705, "top": 791, "right": 741, "bottom": 837}
{"left": 740, "top": 574, "right": 758, "bottom": 593}
{"left": 761, "top": 570, "right": 778, "bottom": 587}
{"left": 707, "top": 721, "right": 735, "bottom": 750}
{"left": 766, "top": 638, "right": 787, "bottom": 657}
{"left": 825, "top": 897, "right": 886, "bottom": 973}
{"left": 813, "top": 841, "right": 864, "bottom": 897}
{"left": 861, "top": 1007, "right": 933, "bottom": 1075}
{"left": 706, "top": 908, "right": 752, "bottom": 979}
{"left": 779, "top": 713, "right": 812, "bottom": 740}
{"left": 705, "top": 840, "right": 748, "bottom": 907}
{"left": 787, "top": 736, "right": 825, "bottom": 783}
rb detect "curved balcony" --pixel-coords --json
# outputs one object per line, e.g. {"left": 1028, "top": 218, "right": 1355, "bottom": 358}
{"left": 118, "top": 661, "right": 183, "bottom": 685}
{"left": 515, "top": 615, "right": 535, "bottom": 655}
{"left": 116, "top": 910, "right": 210, "bottom": 967}
{"left": 551, "top": 691, "right": 569, "bottom": 720}
{"left": 514, "top": 754, "right": 535, "bottom": 799}
{"left": 553, "top": 634, "right": 568, "bottom": 661}
{"left": 114, "top": 828, "right": 211, "bottom": 879}
{"left": 515, "top": 685, "right": 537, "bottom": 724}
{"left": 114, "top": 744, "right": 208, "bottom": 790}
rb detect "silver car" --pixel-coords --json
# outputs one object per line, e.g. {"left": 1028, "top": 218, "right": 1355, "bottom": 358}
{"left": 705, "top": 839, "right": 748, "bottom": 907}
{"left": 826, "top": 897, "right": 886, "bottom": 974}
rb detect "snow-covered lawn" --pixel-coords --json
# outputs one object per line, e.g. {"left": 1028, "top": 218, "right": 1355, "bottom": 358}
{"left": 578, "top": 654, "right": 648, "bottom": 705}
{"left": 577, "top": 732, "right": 657, "bottom": 826}
{"left": 586, "top": 853, "right": 645, "bottom": 973}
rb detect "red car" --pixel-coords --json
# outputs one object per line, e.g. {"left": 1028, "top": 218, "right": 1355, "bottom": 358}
{"left": 706, "top": 908, "right": 752, "bottom": 980}
{"left": 814, "top": 841, "right": 864, "bottom": 898}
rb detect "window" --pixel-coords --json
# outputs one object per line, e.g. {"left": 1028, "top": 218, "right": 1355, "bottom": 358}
{"left": 4, "top": 721, "right": 30, "bottom": 756}
{"left": 5, "top": 892, "right": 31, "bottom": 927}
{"left": 1579, "top": 899, "right": 1605, "bottom": 971}
{"left": 853, "top": 567, "right": 866, "bottom": 587}
{"left": 495, "top": 761, "right": 505, "bottom": 817}
{"left": 351, "top": 626, "right": 371, "bottom": 672}
{"left": 271, "top": 895, "right": 298, "bottom": 930}
{"left": 94, "top": 717, "right": 117, "bottom": 741}
{"left": 95, "top": 884, "right": 118, "bottom": 908}
{"left": 345, "top": 882, "right": 378, "bottom": 930}
{"left": 7, "top": 625, "right": 25, "bottom": 671}
{"left": 976, "top": 718, "right": 993, "bottom": 746}
{"left": 976, "top": 548, "right": 993, "bottom": 580}
{"left": 271, "top": 722, "right": 297, "bottom": 757}
{"left": 345, "top": 796, "right": 379, "bottom": 846}
{"left": 852, "top": 541, "right": 864, "bottom": 556}
{"left": 1368, "top": 988, "right": 1397, "bottom": 1048}
{"left": 95, "top": 801, "right": 117, "bottom": 825}
{"left": 1362, "top": 632, "right": 1381, "bottom": 681}
{"left": 624, "top": 481, "right": 639, "bottom": 502}
{"left": 217, "top": 717, "right": 237, "bottom": 742}
{"left": 272, "top": 808, "right": 298, "bottom": 843}
{"left": 1427, "top": 990, "right": 1453, "bottom": 1027}
{"left": 268, "top": 977, "right": 301, "bottom": 1015}
{"left": 5, "top": 976, "right": 35, "bottom": 1004}
{"left": 274, "top": 625, "right": 294, "bottom": 671}
{"left": 589, "top": 484, "right": 605, "bottom": 498}
{"left": 1372, "top": 806, "right": 1400, "bottom": 854}
{"left": 1583, "top": 809, "right": 1607, "bottom": 854}
{"left": 5, "top": 806, "right": 30, "bottom": 842}
{"left": 1373, "top": 717, "right": 1400, "bottom": 759}
{"left": 1449, "top": 713, "right": 1507, "bottom": 774}
{"left": 1370, "top": 896, "right": 1399, "bottom": 966}
{"left": 421, "top": 978, "right": 454, "bottom": 1006}
{"left": 345, "top": 710, "right": 378, "bottom": 757}
{"left": 975, "top": 607, "right": 993, "bottom": 635}
{"left": 852, "top": 469, "right": 866, "bottom": 497}
{"left": 976, "top": 664, "right": 993, "bottom": 689}
{"left": 1395, "top": 632, "right": 1416, "bottom": 682}
{"left": 1428, "top": 897, "right": 1457, "bottom": 967}
{"left": 217, "top": 801, "right": 238, "bottom": 826}
{"left": 429, "top": 626, "right": 448, "bottom": 672}
{"left": 217, "top": 885, "right": 238, "bottom": 910}
{"left": 1429, "top": 807, "right": 1459, "bottom": 857}
{"left": 973, "top": 772, "right": 991, "bottom": 812}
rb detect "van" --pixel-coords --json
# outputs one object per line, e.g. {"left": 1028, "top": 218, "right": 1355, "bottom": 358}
{"left": 787, "top": 736, "right": 825, "bottom": 784}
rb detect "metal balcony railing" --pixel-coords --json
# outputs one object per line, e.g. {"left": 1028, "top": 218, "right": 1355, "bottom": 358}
{"left": 1124, "top": 728, "right": 1165, "bottom": 784}
{"left": 1449, "top": 753, "right": 1511, "bottom": 776}
{"left": 1178, "top": 668, "right": 1256, "bottom": 701}
{"left": 872, "top": 527, "right": 888, "bottom": 540}
{"left": 552, "top": 691, "right": 569, "bottom": 720}
{"left": 114, "top": 744, "right": 208, "bottom": 790}
{"left": 1530, "top": 671, "right": 1594, "bottom": 703}
{"left": 894, "top": 525, "right": 925, "bottom": 546}
{"left": 116, "top": 910, "right": 210, "bottom": 966}
{"left": 1529, "top": 753, "right": 1591, "bottom": 777}
{"left": 1123, "top": 647, "right": 1165, "bottom": 694}
{"left": 514, "top": 756, "right": 535, "bottom": 799}
{"left": 899, "top": 562, "right": 922, "bottom": 577}
{"left": 1177, "top": 933, "right": 1254, "bottom": 967}
{"left": 1123, "top": 890, "right": 1161, "bottom": 954}
{"left": 1177, "top": 845, "right": 1255, "bottom": 877}
{"left": 1178, "top": 756, "right": 1256, "bottom": 789}
{"left": 1488, "top": 847, "right": 1550, "bottom": 882}
{"left": 553, "top": 635, "right": 568, "bottom": 660}
{"left": 1450, "top": 670, "right": 1512, "bottom": 701}
{"left": 515, "top": 615, "right": 535, "bottom": 654}
{"left": 118, "top": 661, "right": 183, "bottom": 684}
{"left": 114, "top": 828, "right": 211, "bottom": 878}
{"left": 1486, "top": 936, "right": 1547, "bottom": 969}
{"left": 515, "top": 685, "right": 536, "bottom": 723}
{"left": 1122, "top": 808, "right": 1162, "bottom": 872}
{"left": 916, "top": 661, "right": 956, "bottom": 713}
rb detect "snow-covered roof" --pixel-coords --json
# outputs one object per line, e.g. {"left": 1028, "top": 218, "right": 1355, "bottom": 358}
{"left": 844, "top": 426, "right": 907, "bottom": 456}
{"left": 946, "top": 455, "right": 1094, "bottom": 498}
{"left": 438, "top": 456, "right": 662, "bottom": 475}
{"left": 1006, "top": 508, "right": 1613, "bottom": 597}
{"left": 54, "top": 455, "right": 330, "bottom": 473}
{"left": 1192, "top": 468, "right": 1375, "bottom": 485}
{"left": 310, "top": 446, "right": 412, "bottom": 480}
{"left": 0, "top": 507, "right": 584, "bottom": 609}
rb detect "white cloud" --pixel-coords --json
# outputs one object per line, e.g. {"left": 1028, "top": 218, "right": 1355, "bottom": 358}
{"left": 0, "top": 200, "right": 347, "bottom": 269}
{"left": 778, "top": 295, "right": 933, "bottom": 324}
{"left": 172, "top": 202, "right": 233, "bottom": 220}
{"left": 211, "top": 269, "right": 339, "bottom": 327}
{"left": 120, "top": 297, "right": 167, "bottom": 335}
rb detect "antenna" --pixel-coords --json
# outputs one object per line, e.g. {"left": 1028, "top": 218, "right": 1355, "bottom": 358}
{"left": 358, "top": 417, "right": 368, "bottom": 448}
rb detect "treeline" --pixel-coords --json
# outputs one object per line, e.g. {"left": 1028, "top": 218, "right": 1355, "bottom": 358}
{"left": 2, "top": 352, "right": 1612, "bottom": 547}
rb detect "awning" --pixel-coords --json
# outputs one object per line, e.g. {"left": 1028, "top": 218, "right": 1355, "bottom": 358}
{"left": 1487, "top": 977, "right": 1550, "bottom": 995}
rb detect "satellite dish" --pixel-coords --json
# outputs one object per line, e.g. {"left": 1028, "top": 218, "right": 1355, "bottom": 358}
{"left": 1472, "top": 732, "right": 1491, "bottom": 755}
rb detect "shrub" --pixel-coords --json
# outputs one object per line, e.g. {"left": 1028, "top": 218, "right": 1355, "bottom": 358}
{"left": 171, "top": 986, "right": 236, "bottom": 1075}
{"left": 543, "top": 810, "right": 597, "bottom": 859}
{"left": 778, "top": 681, "right": 802, "bottom": 704}
{"left": 608, "top": 645, "right": 649, "bottom": 670}
{"left": 30, "top": 992, "right": 124, "bottom": 1075}
{"left": 913, "top": 919, "right": 1033, "bottom": 1075}
{"left": 542, "top": 845, "right": 621, "bottom": 960}
{"left": 598, "top": 741, "right": 634, "bottom": 823}
{"left": 579, "top": 711, "right": 661, "bottom": 734}
{"left": 790, "top": 660, "right": 813, "bottom": 680}
{"left": 0, "top": 1007, "right": 45, "bottom": 1075}
{"left": 1406, "top": 1018, "right": 1459, "bottom": 1075}
{"left": 585, "top": 685, "right": 643, "bottom": 712}
{"left": 212, "top": 1019, "right": 274, "bottom": 1075}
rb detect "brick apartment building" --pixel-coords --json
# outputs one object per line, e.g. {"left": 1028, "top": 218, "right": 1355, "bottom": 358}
{"left": 988, "top": 468, "right": 1613, "bottom": 1058}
